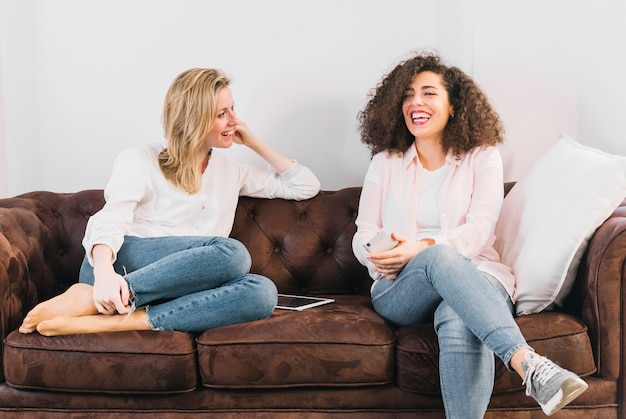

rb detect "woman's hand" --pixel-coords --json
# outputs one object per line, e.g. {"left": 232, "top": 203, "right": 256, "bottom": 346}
{"left": 367, "top": 232, "right": 433, "bottom": 280}
{"left": 91, "top": 244, "right": 131, "bottom": 315}
{"left": 233, "top": 119, "right": 258, "bottom": 147}
{"left": 93, "top": 268, "right": 131, "bottom": 314}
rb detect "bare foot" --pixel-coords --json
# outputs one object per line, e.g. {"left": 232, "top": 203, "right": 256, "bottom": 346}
{"left": 36, "top": 309, "right": 151, "bottom": 336}
{"left": 19, "top": 283, "right": 99, "bottom": 333}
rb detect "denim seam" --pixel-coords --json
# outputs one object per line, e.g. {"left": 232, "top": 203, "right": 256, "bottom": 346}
{"left": 482, "top": 273, "right": 512, "bottom": 307}
{"left": 481, "top": 273, "right": 534, "bottom": 369}
{"left": 438, "top": 352, "right": 454, "bottom": 417}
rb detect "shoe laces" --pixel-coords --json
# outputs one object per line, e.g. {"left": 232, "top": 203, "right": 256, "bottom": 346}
{"left": 522, "top": 355, "right": 559, "bottom": 396}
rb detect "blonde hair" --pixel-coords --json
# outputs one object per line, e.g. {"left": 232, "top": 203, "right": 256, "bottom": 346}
{"left": 159, "top": 68, "right": 230, "bottom": 193}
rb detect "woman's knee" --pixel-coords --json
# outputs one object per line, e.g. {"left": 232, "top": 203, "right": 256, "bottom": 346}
{"left": 247, "top": 274, "right": 278, "bottom": 318}
{"left": 257, "top": 275, "right": 279, "bottom": 311}
{"left": 210, "top": 237, "right": 252, "bottom": 272}
{"left": 421, "top": 244, "right": 465, "bottom": 265}
{"left": 410, "top": 244, "right": 473, "bottom": 286}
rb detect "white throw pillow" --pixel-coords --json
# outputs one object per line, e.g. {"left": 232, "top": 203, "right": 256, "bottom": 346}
{"left": 494, "top": 134, "right": 626, "bottom": 315}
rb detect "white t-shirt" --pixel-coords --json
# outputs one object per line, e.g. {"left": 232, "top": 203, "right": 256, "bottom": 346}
{"left": 82, "top": 142, "right": 321, "bottom": 265}
{"left": 416, "top": 164, "right": 448, "bottom": 239}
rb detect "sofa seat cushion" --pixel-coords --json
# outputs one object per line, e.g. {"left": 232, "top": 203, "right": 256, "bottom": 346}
{"left": 396, "top": 311, "right": 597, "bottom": 395}
{"left": 197, "top": 295, "right": 395, "bottom": 389}
{"left": 3, "top": 330, "right": 197, "bottom": 394}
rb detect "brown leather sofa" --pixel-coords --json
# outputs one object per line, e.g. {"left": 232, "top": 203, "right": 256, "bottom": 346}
{"left": 0, "top": 185, "right": 624, "bottom": 418}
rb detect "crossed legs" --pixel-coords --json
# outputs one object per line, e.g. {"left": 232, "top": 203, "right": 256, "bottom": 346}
{"left": 19, "top": 235, "right": 276, "bottom": 336}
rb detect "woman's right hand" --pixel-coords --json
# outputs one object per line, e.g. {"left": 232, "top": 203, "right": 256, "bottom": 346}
{"left": 91, "top": 244, "right": 131, "bottom": 314}
{"left": 93, "top": 268, "right": 131, "bottom": 314}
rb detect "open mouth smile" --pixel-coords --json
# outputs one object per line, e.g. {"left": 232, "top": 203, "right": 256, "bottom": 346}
{"left": 411, "top": 111, "right": 431, "bottom": 123}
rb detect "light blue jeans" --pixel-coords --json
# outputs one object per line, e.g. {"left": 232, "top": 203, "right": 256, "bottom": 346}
{"left": 79, "top": 236, "right": 278, "bottom": 334}
{"left": 371, "top": 244, "right": 531, "bottom": 419}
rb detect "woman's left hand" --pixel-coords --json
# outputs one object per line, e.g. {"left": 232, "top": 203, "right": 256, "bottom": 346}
{"left": 233, "top": 120, "right": 257, "bottom": 147}
{"left": 367, "top": 232, "right": 432, "bottom": 280}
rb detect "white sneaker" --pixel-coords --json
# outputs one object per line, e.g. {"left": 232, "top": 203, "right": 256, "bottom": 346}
{"left": 522, "top": 352, "right": 588, "bottom": 416}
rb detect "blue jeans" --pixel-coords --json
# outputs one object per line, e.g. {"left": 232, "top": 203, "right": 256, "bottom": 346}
{"left": 371, "top": 244, "right": 531, "bottom": 419}
{"left": 79, "top": 236, "right": 278, "bottom": 334}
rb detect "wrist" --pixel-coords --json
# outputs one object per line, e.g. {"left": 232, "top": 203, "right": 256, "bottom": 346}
{"left": 243, "top": 136, "right": 260, "bottom": 148}
{"left": 93, "top": 264, "right": 116, "bottom": 276}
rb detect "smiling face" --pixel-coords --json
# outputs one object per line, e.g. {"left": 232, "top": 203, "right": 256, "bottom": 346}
{"left": 204, "top": 86, "right": 238, "bottom": 150}
{"left": 402, "top": 71, "right": 453, "bottom": 143}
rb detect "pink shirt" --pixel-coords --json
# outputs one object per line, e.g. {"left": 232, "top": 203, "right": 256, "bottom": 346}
{"left": 352, "top": 143, "right": 516, "bottom": 300}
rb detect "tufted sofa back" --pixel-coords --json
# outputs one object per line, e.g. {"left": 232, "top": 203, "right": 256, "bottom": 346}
{"left": 231, "top": 187, "right": 371, "bottom": 296}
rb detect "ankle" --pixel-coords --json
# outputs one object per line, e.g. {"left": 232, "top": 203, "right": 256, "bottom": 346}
{"left": 511, "top": 348, "right": 534, "bottom": 378}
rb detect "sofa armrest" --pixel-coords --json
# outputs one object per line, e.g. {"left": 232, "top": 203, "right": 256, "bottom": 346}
{"left": 0, "top": 204, "right": 50, "bottom": 339}
{"left": 569, "top": 198, "right": 626, "bottom": 382}
{"left": 0, "top": 191, "right": 104, "bottom": 345}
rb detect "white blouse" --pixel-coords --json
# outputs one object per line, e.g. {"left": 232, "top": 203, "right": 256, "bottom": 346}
{"left": 83, "top": 142, "right": 321, "bottom": 265}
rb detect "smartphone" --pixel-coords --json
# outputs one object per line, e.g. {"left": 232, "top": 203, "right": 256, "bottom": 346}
{"left": 363, "top": 229, "right": 398, "bottom": 253}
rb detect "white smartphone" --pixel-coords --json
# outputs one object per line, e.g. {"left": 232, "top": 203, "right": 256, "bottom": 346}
{"left": 363, "top": 229, "right": 398, "bottom": 253}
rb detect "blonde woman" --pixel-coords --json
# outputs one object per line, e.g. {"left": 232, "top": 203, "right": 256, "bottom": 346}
{"left": 19, "top": 68, "right": 320, "bottom": 336}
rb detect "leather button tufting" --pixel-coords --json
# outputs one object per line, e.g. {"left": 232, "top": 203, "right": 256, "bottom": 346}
{"left": 299, "top": 212, "right": 307, "bottom": 220}
{"left": 247, "top": 211, "right": 255, "bottom": 218}
{"left": 326, "top": 248, "right": 333, "bottom": 254}
{"left": 273, "top": 246, "right": 280, "bottom": 253}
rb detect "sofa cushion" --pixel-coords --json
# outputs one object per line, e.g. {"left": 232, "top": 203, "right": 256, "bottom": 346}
{"left": 495, "top": 134, "right": 626, "bottom": 315}
{"left": 197, "top": 295, "right": 395, "bottom": 388}
{"left": 3, "top": 330, "right": 197, "bottom": 394}
{"left": 395, "top": 311, "right": 596, "bottom": 395}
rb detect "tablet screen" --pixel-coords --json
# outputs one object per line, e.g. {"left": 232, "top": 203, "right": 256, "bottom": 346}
{"left": 275, "top": 294, "right": 335, "bottom": 311}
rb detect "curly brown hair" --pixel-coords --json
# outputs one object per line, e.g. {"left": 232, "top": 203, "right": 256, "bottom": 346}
{"left": 358, "top": 51, "right": 504, "bottom": 156}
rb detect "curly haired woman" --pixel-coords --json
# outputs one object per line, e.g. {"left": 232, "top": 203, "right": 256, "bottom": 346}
{"left": 352, "top": 51, "right": 586, "bottom": 418}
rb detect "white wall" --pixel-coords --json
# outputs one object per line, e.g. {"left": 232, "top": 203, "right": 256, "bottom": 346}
{"left": 473, "top": 0, "right": 626, "bottom": 178}
{"left": 1, "top": 0, "right": 625, "bottom": 197}
{"left": 0, "top": 60, "right": 7, "bottom": 198}
{"left": 1, "top": 0, "right": 41, "bottom": 197}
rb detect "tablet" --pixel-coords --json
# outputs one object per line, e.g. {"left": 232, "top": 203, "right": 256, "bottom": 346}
{"left": 275, "top": 294, "right": 335, "bottom": 311}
